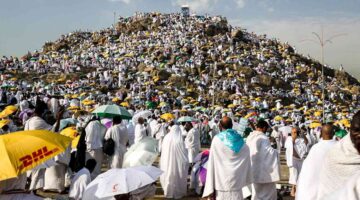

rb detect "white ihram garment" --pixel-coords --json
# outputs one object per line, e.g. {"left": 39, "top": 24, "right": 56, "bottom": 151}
{"left": 203, "top": 136, "right": 252, "bottom": 200}
{"left": 134, "top": 124, "right": 147, "bottom": 144}
{"left": 246, "top": 131, "right": 280, "bottom": 200}
{"left": 285, "top": 137, "right": 307, "bottom": 185}
{"left": 24, "top": 116, "right": 55, "bottom": 191}
{"left": 69, "top": 168, "right": 92, "bottom": 200}
{"left": 322, "top": 172, "right": 360, "bottom": 200}
{"left": 104, "top": 124, "right": 128, "bottom": 168}
{"left": 184, "top": 128, "right": 201, "bottom": 163}
{"left": 317, "top": 134, "right": 360, "bottom": 200}
{"left": 85, "top": 121, "right": 106, "bottom": 179}
{"left": 296, "top": 139, "right": 337, "bottom": 200}
{"left": 160, "top": 126, "right": 189, "bottom": 199}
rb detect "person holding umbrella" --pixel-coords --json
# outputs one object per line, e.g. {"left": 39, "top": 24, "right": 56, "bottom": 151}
{"left": 25, "top": 100, "right": 64, "bottom": 194}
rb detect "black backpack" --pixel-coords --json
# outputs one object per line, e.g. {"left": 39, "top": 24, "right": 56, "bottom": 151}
{"left": 103, "top": 138, "right": 115, "bottom": 156}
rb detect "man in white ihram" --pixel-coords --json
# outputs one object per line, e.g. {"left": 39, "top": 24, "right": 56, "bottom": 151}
{"left": 285, "top": 127, "right": 308, "bottom": 197}
{"left": 316, "top": 111, "right": 360, "bottom": 200}
{"left": 85, "top": 117, "right": 106, "bottom": 179}
{"left": 25, "top": 100, "right": 63, "bottom": 194}
{"left": 104, "top": 116, "right": 128, "bottom": 168}
{"left": 69, "top": 159, "right": 97, "bottom": 200}
{"left": 246, "top": 120, "right": 280, "bottom": 200}
{"left": 134, "top": 117, "right": 147, "bottom": 144}
{"left": 296, "top": 124, "right": 337, "bottom": 200}
{"left": 203, "top": 116, "right": 252, "bottom": 200}
{"left": 184, "top": 122, "right": 201, "bottom": 165}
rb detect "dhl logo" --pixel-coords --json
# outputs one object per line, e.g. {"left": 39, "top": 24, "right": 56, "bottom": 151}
{"left": 19, "top": 146, "right": 59, "bottom": 170}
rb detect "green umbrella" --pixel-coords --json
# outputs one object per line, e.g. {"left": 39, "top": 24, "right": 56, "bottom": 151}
{"left": 177, "top": 116, "right": 197, "bottom": 123}
{"left": 145, "top": 101, "right": 157, "bottom": 109}
{"left": 92, "top": 104, "right": 132, "bottom": 119}
{"left": 335, "top": 129, "right": 347, "bottom": 139}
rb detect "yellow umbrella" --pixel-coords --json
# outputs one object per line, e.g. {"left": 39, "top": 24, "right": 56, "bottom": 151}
{"left": 0, "top": 130, "right": 71, "bottom": 181}
{"left": 274, "top": 116, "right": 283, "bottom": 121}
{"left": 120, "top": 102, "right": 130, "bottom": 107}
{"left": 112, "top": 97, "right": 120, "bottom": 102}
{"left": 71, "top": 136, "right": 80, "bottom": 149}
{"left": 314, "top": 111, "right": 322, "bottom": 117}
{"left": 60, "top": 127, "right": 78, "bottom": 138}
{"left": 82, "top": 100, "right": 95, "bottom": 106}
{"left": 310, "top": 122, "right": 322, "bottom": 129}
{"left": 3, "top": 105, "right": 18, "bottom": 115}
{"left": 68, "top": 106, "right": 80, "bottom": 111}
{"left": 340, "top": 119, "right": 351, "bottom": 128}
{"left": 227, "top": 104, "right": 236, "bottom": 108}
{"left": 159, "top": 102, "right": 167, "bottom": 107}
{"left": 0, "top": 119, "right": 10, "bottom": 128}
{"left": 160, "top": 113, "right": 175, "bottom": 122}
{"left": 60, "top": 127, "right": 79, "bottom": 149}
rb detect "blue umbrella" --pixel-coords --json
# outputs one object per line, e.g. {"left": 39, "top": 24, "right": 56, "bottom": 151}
{"left": 177, "top": 116, "right": 197, "bottom": 123}
{"left": 59, "top": 118, "right": 78, "bottom": 131}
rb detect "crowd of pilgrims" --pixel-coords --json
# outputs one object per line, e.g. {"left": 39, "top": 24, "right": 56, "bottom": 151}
{"left": 0, "top": 12, "right": 359, "bottom": 200}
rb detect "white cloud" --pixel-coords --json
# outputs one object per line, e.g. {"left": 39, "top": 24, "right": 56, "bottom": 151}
{"left": 108, "top": 0, "right": 132, "bottom": 4}
{"left": 236, "top": 0, "right": 246, "bottom": 8}
{"left": 172, "top": 0, "right": 218, "bottom": 13}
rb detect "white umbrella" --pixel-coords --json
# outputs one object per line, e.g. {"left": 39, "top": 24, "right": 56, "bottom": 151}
{"left": 83, "top": 166, "right": 162, "bottom": 199}
{"left": 123, "top": 137, "right": 158, "bottom": 168}
{"left": 132, "top": 110, "right": 152, "bottom": 125}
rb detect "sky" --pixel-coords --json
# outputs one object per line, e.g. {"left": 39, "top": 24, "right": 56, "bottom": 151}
{"left": 0, "top": 0, "right": 359, "bottom": 78}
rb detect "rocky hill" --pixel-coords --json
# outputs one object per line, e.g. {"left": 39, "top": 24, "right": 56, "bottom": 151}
{"left": 2, "top": 12, "right": 359, "bottom": 107}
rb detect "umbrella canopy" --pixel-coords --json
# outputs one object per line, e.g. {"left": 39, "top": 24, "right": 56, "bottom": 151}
{"left": 309, "top": 122, "right": 322, "bottom": 129}
{"left": 274, "top": 115, "right": 283, "bottom": 122}
{"left": 120, "top": 102, "right": 129, "bottom": 107}
{"left": 123, "top": 137, "right": 159, "bottom": 168}
{"left": 0, "top": 105, "right": 18, "bottom": 118}
{"left": 92, "top": 105, "right": 132, "bottom": 119}
{"left": 160, "top": 113, "right": 175, "bottom": 122}
{"left": 60, "top": 127, "right": 79, "bottom": 149}
{"left": 0, "top": 130, "right": 71, "bottom": 180}
{"left": 0, "top": 119, "right": 11, "bottom": 128}
{"left": 83, "top": 166, "right": 163, "bottom": 199}
{"left": 59, "top": 118, "right": 78, "bottom": 131}
{"left": 132, "top": 110, "right": 152, "bottom": 125}
{"left": 145, "top": 101, "right": 157, "bottom": 109}
{"left": 177, "top": 116, "right": 197, "bottom": 123}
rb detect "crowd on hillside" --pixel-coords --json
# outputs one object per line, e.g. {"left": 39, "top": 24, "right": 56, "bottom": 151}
{"left": 0, "top": 12, "right": 359, "bottom": 200}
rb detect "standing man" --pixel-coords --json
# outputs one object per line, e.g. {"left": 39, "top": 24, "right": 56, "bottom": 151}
{"left": 85, "top": 117, "right": 106, "bottom": 179}
{"left": 25, "top": 100, "right": 63, "bottom": 194}
{"left": 134, "top": 117, "right": 147, "bottom": 144}
{"left": 104, "top": 116, "right": 128, "bottom": 168}
{"left": 285, "top": 127, "right": 308, "bottom": 197}
{"left": 246, "top": 120, "right": 280, "bottom": 200}
{"left": 184, "top": 122, "right": 201, "bottom": 165}
{"left": 317, "top": 111, "right": 360, "bottom": 199}
{"left": 296, "top": 124, "right": 337, "bottom": 200}
{"left": 203, "top": 116, "right": 252, "bottom": 200}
